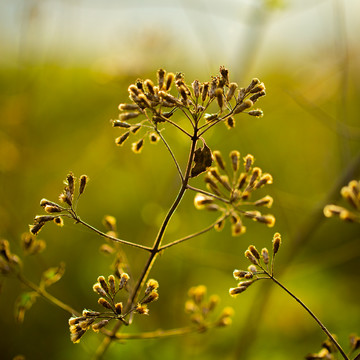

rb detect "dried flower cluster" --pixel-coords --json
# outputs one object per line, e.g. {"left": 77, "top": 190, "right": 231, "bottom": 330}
{"left": 185, "top": 285, "right": 233, "bottom": 330}
{"left": 194, "top": 150, "right": 275, "bottom": 236}
{"left": 229, "top": 233, "right": 281, "bottom": 296}
{"left": 324, "top": 180, "right": 360, "bottom": 223}
{"left": 69, "top": 275, "right": 159, "bottom": 343}
{"left": 29, "top": 173, "right": 88, "bottom": 235}
{"left": 113, "top": 66, "right": 265, "bottom": 154}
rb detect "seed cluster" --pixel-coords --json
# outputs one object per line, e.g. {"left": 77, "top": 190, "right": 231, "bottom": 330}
{"left": 29, "top": 173, "right": 88, "bottom": 235}
{"left": 229, "top": 233, "right": 281, "bottom": 296}
{"left": 324, "top": 180, "right": 360, "bottom": 223}
{"left": 113, "top": 66, "right": 266, "bottom": 154}
{"left": 69, "top": 275, "right": 159, "bottom": 343}
{"left": 194, "top": 150, "right": 275, "bottom": 236}
{"left": 185, "top": 285, "right": 233, "bottom": 329}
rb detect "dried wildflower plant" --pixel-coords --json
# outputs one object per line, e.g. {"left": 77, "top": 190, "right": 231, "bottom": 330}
{"left": 324, "top": 180, "right": 360, "bottom": 223}
{"left": 230, "top": 232, "right": 357, "bottom": 360}
{"left": 3, "top": 66, "right": 259, "bottom": 357}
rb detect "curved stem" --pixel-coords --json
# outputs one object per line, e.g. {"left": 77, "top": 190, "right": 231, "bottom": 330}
{"left": 268, "top": 273, "right": 349, "bottom": 360}
{"left": 186, "top": 184, "right": 230, "bottom": 204}
{"left": 160, "top": 213, "right": 228, "bottom": 251}
{"left": 74, "top": 218, "right": 151, "bottom": 252}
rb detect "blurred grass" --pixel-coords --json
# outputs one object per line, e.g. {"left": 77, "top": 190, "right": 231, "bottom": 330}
{"left": 1, "top": 1, "right": 360, "bottom": 359}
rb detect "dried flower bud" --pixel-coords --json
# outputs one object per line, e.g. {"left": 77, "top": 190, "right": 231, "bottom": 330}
{"left": 66, "top": 173, "right": 75, "bottom": 195}
{"left": 112, "top": 120, "right": 132, "bottom": 128}
{"left": 165, "top": 72, "right": 175, "bottom": 90}
{"left": 212, "top": 151, "right": 225, "bottom": 170}
{"left": 44, "top": 205, "right": 62, "bottom": 214}
{"left": 323, "top": 205, "right": 344, "bottom": 217}
{"left": 188, "top": 285, "right": 206, "bottom": 305}
{"left": 233, "top": 270, "right": 253, "bottom": 280}
{"left": 144, "top": 79, "right": 155, "bottom": 94}
{"left": 245, "top": 249, "right": 259, "bottom": 265}
{"left": 248, "top": 109, "right": 264, "bottom": 117}
{"left": 225, "top": 116, "right": 235, "bottom": 129}
{"left": 234, "top": 99, "right": 253, "bottom": 114}
{"left": 53, "top": 216, "right": 64, "bottom": 227}
{"left": 248, "top": 245, "right": 260, "bottom": 260}
{"left": 261, "top": 248, "right": 270, "bottom": 265}
{"left": 249, "top": 90, "right": 266, "bottom": 103}
{"left": 254, "top": 195, "right": 273, "bottom": 208}
{"left": 107, "top": 275, "right": 116, "bottom": 295}
{"left": 142, "top": 291, "right": 159, "bottom": 304}
{"left": 255, "top": 173, "right": 273, "bottom": 188}
{"left": 208, "top": 294, "right": 220, "bottom": 312}
{"left": 229, "top": 286, "right": 247, "bottom": 297}
{"left": 29, "top": 222, "right": 45, "bottom": 235}
{"left": 209, "top": 78, "right": 217, "bottom": 98}
{"left": 255, "top": 214, "right": 275, "bottom": 227}
{"left": 145, "top": 279, "right": 159, "bottom": 295}
{"left": 76, "top": 175, "right": 87, "bottom": 196}
{"left": 131, "top": 139, "right": 144, "bottom": 154}
{"left": 192, "top": 80, "right": 200, "bottom": 98}
{"left": 149, "top": 132, "right": 160, "bottom": 143}
{"left": 226, "top": 82, "right": 238, "bottom": 101}
{"left": 341, "top": 186, "right": 359, "bottom": 209}
{"left": 119, "top": 273, "right": 130, "bottom": 289}
{"left": 128, "top": 84, "right": 141, "bottom": 96}
{"left": 244, "top": 154, "right": 254, "bottom": 172}
{"left": 157, "top": 69, "right": 166, "bottom": 90}
{"left": 93, "top": 283, "right": 107, "bottom": 297}
{"left": 231, "top": 221, "right": 246, "bottom": 236}
{"left": 214, "top": 217, "right": 225, "bottom": 231}
{"left": 272, "top": 232, "right": 281, "bottom": 255}
{"left": 118, "top": 103, "right": 140, "bottom": 111}
{"left": 230, "top": 150, "right": 240, "bottom": 172}
{"left": 237, "top": 173, "right": 247, "bottom": 190}
{"left": 98, "top": 297, "right": 112, "bottom": 310}
{"left": 201, "top": 82, "right": 209, "bottom": 102}
{"left": 92, "top": 319, "right": 110, "bottom": 332}
{"left": 115, "top": 302, "right": 123, "bottom": 315}
{"left": 215, "top": 88, "right": 224, "bottom": 110}
{"left": 246, "top": 78, "right": 260, "bottom": 92}
{"left": 249, "top": 167, "right": 262, "bottom": 187}
{"left": 97, "top": 276, "right": 109, "bottom": 294}
{"left": 115, "top": 131, "right": 130, "bottom": 146}
{"left": 135, "top": 303, "right": 149, "bottom": 315}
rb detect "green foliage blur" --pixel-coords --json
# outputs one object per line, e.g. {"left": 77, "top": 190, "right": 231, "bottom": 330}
{"left": 1, "top": 1, "right": 359, "bottom": 359}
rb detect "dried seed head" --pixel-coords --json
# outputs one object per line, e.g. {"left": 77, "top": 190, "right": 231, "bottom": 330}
{"left": 157, "top": 69, "right": 166, "bottom": 90}
{"left": 53, "top": 216, "right": 64, "bottom": 227}
{"left": 115, "top": 302, "right": 123, "bottom": 315}
{"left": 142, "top": 291, "right": 159, "bottom": 304}
{"left": 212, "top": 151, "right": 225, "bottom": 170}
{"left": 248, "top": 245, "right": 260, "bottom": 260}
{"left": 272, "top": 232, "right": 282, "bottom": 255}
{"left": 244, "top": 154, "right": 254, "bottom": 172}
{"left": 93, "top": 283, "right": 107, "bottom": 297}
{"left": 215, "top": 88, "right": 224, "bottom": 110}
{"left": 131, "top": 139, "right": 144, "bottom": 154}
{"left": 165, "top": 72, "right": 175, "bottom": 90}
{"left": 245, "top": 249, "right": 259, "bottom": 265}
{"left": 119, "top": 273, "right": 130, "bottom": 289}
{"left": 226, "top": 82, "right": 238, "bottom": 101}
{"left": 135, "top": 303, "right": 149, "bottom": 315}
{"left": 108, "top": 275, "right": 116, "bottom": 295}
{"left": 118, "top": 103, "right": 140, "bottom": 111}
{"left": 98, "top": 297, "right": 112, "bottom": 309}
{"left": 149, "top": 132, "right": 160, "bottom": 143}
{"left": 248, "top": 109, "right": 264, "bottom": 117}
{"left": 254, "top": 195, "right": 274, "bottom": 208}
{"left": 261, "top": 248, "right": 270, "bottom": 265}
{"left": 115, "top": 131, "right": 130, "bottom": 146}
{"left": 201, "top": 82, "right": 209, "bottom": 102}
{"left": 92, "top": 319, "right": 110, "bottom": 332}
{"left": 230, "top": 150, "right": 240, "bottom": 172}
{"left": 234, "top": 99, "right": 253, "bottom": 114}
{"left": 97, "top": 276, "right": 109, "bottom": 294}
{"left": 229, "top": 286, "right": 247, "bottom": 297}
{"left": 225, "top": 116, "right": 235, "bottom": 129}
{"left": 145, "top": 279, "right": 159, "bottom": 295}
{"left": 78, "top": 175, "right": 88, "bottom": 195}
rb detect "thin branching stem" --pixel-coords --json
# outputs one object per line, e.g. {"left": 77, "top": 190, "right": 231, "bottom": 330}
{"left": 159, "top": 213, "right": 229, "bottom": 250}
{"left": 260, "top": 266, "right": 349, "bottom": 360}
{"left": 186, "top": 184, "right": 230, "bottom": 204}
{"left": 73, "top": 217, "right": 152, "bottom": 252}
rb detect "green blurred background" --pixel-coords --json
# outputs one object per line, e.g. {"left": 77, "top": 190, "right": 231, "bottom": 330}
{"left": 1, "top": 0, "right": 360, "bottom": 359}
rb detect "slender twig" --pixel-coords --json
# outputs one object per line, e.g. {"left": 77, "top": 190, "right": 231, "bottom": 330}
{"left": 266, "top": 272, "right": 349, "bottom": 360}
{"left": 155, "top": 127, "right": 184, "bottom": 182}
{"left": 186, "top": 184, "right": 231, "bottom": 204}
{"left": 159, "top": 213, "right": 228, "bottom": 250}
{"left": 74, "top": 217, "right": 152, "bottom": 252}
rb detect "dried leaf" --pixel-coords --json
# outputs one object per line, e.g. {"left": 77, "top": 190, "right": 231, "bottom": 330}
{"left": 40, "top": 262, "right": 65, "bottom": 288}
{"left": 191, "top": 143, "right": 212, "bottom": 177}
{"left": 14, "top": 292, "right": 38, "bottom": 323}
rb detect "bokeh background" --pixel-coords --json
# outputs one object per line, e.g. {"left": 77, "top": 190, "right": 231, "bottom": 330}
{"left": 1, "top": 0, "right": 360, "bottom": 359}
